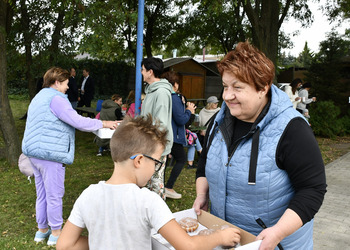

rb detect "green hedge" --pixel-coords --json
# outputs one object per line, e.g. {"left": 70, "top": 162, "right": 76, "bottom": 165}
{"left": 6, "top": 57, "right": 133, "bottom": 100}
{"left": 74, "top": 59, "right": 133, "bottom": 99}
{"left": 309, "top": 101, "right": 350, "bottom": 137}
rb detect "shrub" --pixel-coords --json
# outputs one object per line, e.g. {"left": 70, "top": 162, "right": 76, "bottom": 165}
{"left": 309, "top": 101, "right": 343, "bottom": 138}
{"left": 339, "top": 115, "right": 350, "bottom": 135}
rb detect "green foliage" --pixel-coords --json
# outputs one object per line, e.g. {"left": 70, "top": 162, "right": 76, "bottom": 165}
{"left": 339, "top": 115, "right": 350, "bottom": 135}
{"left": 7, "top": 0, "right": 83, "bottom": 60}
{"left": 79, "top": 0, "right": 138, "bottom": 61}
{"left": 305, "top": 31, "right": 350, "bottom": 115}
{"left": 74, "top": 59, "right": 132, "bottom": 98}
{"left": 6, "top": 54, "right": 133, "bottom": 100}
{"left": 324, "top": 0, "right": 350, "bottom": 22}
{"left": 295, "top": 42, "right": 314, "bottom": 68}
{"left": 169, "top": 0, "right": 247, "bottom": 56}
{"left": 80, "top": 0, "right": 183, "bottom": 59}
{"left": 309, "top": 101, "right": 347, "bottom": 138}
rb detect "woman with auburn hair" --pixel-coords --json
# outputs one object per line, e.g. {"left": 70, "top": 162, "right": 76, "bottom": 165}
{"left": 22, "top": 67, "right": 118, "bottom": 246}
{"left": 193, "top": 41, "right": 326, "bottom": 250}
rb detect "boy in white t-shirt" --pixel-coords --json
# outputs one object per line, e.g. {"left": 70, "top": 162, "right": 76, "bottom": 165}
{"left": 56, "top": 115, "right": 240, "bottom": 250}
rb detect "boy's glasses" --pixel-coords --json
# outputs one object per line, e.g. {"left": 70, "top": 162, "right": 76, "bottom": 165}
{"left": 130, "top": 154, "right": 164, "bottom": 172}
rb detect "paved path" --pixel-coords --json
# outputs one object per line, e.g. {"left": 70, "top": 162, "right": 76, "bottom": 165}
{"left": 313, "top": 152, "right": 350, "bottom": 249}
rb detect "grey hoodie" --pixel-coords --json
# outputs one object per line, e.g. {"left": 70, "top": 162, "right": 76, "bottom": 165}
{"left": 100, "top": 99, "right": 120, "bottom": 120}
{"left": 141, "top": 79, "right": 173, "bottom": 156}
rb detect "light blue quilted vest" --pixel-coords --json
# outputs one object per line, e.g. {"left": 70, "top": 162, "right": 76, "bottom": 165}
{"left": 22, "top": 88, "right": 75, "bottom": 165}
{"left": 206, "top": 85, "right": 313, "bottom": 249}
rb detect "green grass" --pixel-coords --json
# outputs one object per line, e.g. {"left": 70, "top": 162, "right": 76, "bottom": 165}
{"left": 0, "top": 97, "right": 349, "bottom": 249}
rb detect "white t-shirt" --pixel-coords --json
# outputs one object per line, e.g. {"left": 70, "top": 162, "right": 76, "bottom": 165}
{"left": 68, "top": 181, "right": 174, "bottom": 250}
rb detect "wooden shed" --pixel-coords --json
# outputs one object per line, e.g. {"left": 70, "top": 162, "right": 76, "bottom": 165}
{"left": 163, "top": 58, "right": 220, "bottom": 100}
{"left": 127, "top": 57, "right": 221, "bottom": 100}
{"left": 277, "top": 66, "right": 308, "bottom": 83}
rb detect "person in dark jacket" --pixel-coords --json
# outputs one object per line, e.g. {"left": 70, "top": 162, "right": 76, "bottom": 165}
{"left": 162, "top": 71, "right": 196, "bottom": 199}
{"left": 67, "top": 68, "right": 79, "bottom": 109}
{"left": 78, "top": 68, "right": 94, "bottom": 107}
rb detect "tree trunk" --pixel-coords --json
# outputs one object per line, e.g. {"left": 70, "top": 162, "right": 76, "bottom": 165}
{"left": 49, "top": 8, "right": 65, "bottom": 65}
{"left": 144, "top": 2, "right": 162, "bottom": 58}
{"left": 20, "top": 0, "right": 36, "bottom": 100}
{"left": 144, "top": 17, "right": 154, "bottom": 58}
{"left": 243, "top": 0, "right": 281, "bottom": 68}
{"left": 0, "top": 1, "right": 21, "bottom": 166}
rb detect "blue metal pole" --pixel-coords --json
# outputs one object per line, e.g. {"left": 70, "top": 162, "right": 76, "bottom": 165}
{"left": 134, "top": 0, "right": 145, "bottom": 117}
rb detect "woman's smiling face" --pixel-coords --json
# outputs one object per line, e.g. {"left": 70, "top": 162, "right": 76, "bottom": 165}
{"left": 222, "top": 71, "right": 269, "bottom": 123}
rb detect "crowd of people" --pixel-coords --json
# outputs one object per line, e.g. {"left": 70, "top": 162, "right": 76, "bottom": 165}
{"left": 284, "top": 78, "right": 317, "bottom": 119}
{"left": 22, "top": 41, "right": 326, "bottom": 249}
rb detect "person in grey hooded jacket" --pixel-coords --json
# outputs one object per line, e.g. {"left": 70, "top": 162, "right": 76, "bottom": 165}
{"left": 140, "top": 57, "right": 173, "bottom": 200}
{"left": 95, "top": 94, "right": 124, "bottom": 156}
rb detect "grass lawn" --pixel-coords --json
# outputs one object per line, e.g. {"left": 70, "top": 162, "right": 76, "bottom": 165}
{"left": 0, "top": 97, "right": 349, "bottom": 249}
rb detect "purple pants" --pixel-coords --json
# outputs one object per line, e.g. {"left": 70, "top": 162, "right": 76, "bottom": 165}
{"left": 30, "top": 158, "right": 65, "bottom": 231}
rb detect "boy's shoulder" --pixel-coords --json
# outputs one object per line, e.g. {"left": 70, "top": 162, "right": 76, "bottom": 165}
{"left": 79, "top": 182, "right": 165, "bottom": 205}
{"left": 139, "top": 186, "right": 162, "bottom": 197}
{"left": 82, "top": 182, "right": 160, "bottom": 197}
{"left": 80, "top": 182, "right": 137, "bottom": 196}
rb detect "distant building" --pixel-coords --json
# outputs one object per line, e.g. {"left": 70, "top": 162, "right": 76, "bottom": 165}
{"left": 277, "top": 66, "right": 308, "bottom": 83}
{"left": 128, "top": 57, "right": 222, "bottom": 101}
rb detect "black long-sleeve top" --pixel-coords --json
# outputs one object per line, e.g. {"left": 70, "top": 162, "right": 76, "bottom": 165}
{"left": 196, "top": 106, "right": 327, "bottom": 225}
{"left": 114, "top": 105, "right": 123, "bottom": 120}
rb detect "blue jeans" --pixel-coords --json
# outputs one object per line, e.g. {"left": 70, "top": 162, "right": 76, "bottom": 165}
{"left": 186, "top": 137, "right": 202, "bottom": 161}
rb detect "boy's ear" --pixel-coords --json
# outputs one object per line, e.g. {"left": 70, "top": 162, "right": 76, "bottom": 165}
{"left": 132, "top": 154, "right": 143, "bottom": 169}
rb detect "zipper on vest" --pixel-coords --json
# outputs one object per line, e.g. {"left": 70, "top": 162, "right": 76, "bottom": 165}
{"left": 227, "top": 128, "right": 256, "bottom": 164}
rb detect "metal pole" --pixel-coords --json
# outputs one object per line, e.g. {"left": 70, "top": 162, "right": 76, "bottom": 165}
{"left": 134, "top": 0, "right": 145, "bottom": 117}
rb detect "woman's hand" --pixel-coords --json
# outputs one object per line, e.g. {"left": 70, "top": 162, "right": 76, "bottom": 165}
{"left": 295, "top": 97, "right": 301, "bottom": 101}
{"left": 256, "top": 226, "right": 282, "bottom": 250}
{"left": 102, "top": 120, "right": 119, "bottom": 130}
{"left": 193, "top": 193, "right": 209, "bottom": 215}
{"left": 256, "top": 209, "right": 302, "bottom": 250}
{"left": 186, "top": 102, "right": 196, "bottom": 114}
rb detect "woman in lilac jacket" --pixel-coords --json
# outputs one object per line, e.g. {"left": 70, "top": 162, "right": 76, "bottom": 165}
{"left": 22, "top": 67, "right": 118, "bottom": 246}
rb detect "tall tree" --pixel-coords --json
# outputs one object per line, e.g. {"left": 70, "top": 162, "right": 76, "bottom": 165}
{"left": 47, "top": 0, "right": 84, "bottom": 65}
{"left": 0, "top": 0, "right": 21, "bottom": 166}
{"left": 324, "top": 0, "right": 350, "bottom": 21}
{"left": 181, "top": 0, "right": 248, "bottom": 55}
{"left": 80, "top": 0, "right": 139, "bottom": 61}
{"left": 144, "top": 0, "right": 180, "bottom": 57}
{"left": 306, "top": 31, "right": 350, "bottom": 114}
{"left": 169, "top": 0, "right": 314, "bottom": 69}
{"left": 242, "top": 0, "right": 313, "bottom": 68}
{"left": 295, "top": 42, "right": 314, "bottom": 68}
{"left": 16, "top": 0, "right": 42, "bottom": 99}
{"left": 80, "top": 0, "right": 182, "bottom": 61}
{"left": 8, "top": 0, "right": 83, "bottom": 99}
